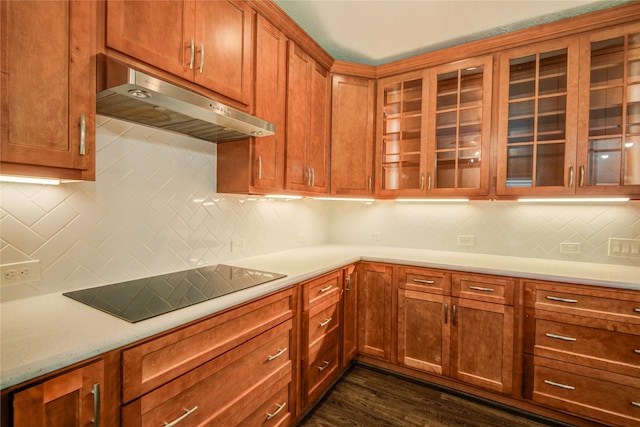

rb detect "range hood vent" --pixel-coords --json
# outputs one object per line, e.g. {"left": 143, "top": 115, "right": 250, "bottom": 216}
{"left": 96, "top": 56, "right": 275, "bottom": 143}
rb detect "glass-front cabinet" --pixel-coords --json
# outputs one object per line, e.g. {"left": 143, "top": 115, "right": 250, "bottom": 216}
{"left": 577, "top": 23, "right": 640, "bottom": 195}
{"left": 376, "top": 57, "right": 492, "bottom": 198}
{"left": 496, "top": 38, "right": 580, "bottom": 196}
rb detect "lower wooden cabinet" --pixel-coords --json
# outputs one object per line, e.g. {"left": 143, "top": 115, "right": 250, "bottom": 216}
{"left": 357, "top": 263, "right": 393, "bottom": 361}
{"left": 13, "top": 360, "right": 104, "bottom": 427}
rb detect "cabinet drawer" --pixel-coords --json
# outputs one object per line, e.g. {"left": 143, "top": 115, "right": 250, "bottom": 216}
{"left": 122, "top": 289, "right": 294, "bottom": 402}
{"left": 532, "top": 318, "right": 640, "bottom": 378}
{"left": 453, "top": 273, "right": 515, "bottom": 305}
{"left": 530, "top": 357, "right": 640, "bottom": 427}
{"left": 397, "top": 267, "right": 451, "bottom": 295}
{"left": 524, "top": 281, "right": 640, "bottom": 325}
{"left": 306, "top": 331, "right": 340, "bottom": 404}
{"left": 308, "top": 297, "right": 340, "bottom": 349}
{"left": 122, "top": 320, "right": 293, "bottom": 426}
{"left": 303, "top": 270, "right": 341, "bottom": 310}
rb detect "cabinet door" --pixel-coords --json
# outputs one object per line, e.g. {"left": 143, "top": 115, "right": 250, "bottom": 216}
{"left": 497, "top": 38, "right": 579, "bottom": 196}
{"left": 450, "top": 298, "right": 514, "bottom": 394}
{"left": 252, "top": 14, "right": 287, "bottom": 191}
{"left": 195, "top": 0, "right": 253, "bottom": 105}
{"left": 106, "top": 0, "right": 193, "bottom": 80}
{"left": 357, "top": 263, "right": 393, "bottom": 361}
{"left": 1, "top": 0, "right": 95, "bottom": 180}
{"left": 397, "top": 289, "right": 451, "bottom": 376}
{"left": 307, "top": 62, "right": 330, "bottom": 194}
{"left": 331, "top": 75, "right": 376, "bottom": 196}
{"left": 377, "top": 70, "right": 429, "bottom": 197}
{"left": 342, "top": 264, "right": 358, "bottom": 364}
{"left": 577, "top": 23, "right": 640, "bottom": 196}
{"left": 427, "top": 56, "right": 493, "bottom": 196}
{"left": 13, "top": 361, "right": 104, "bottom": 427}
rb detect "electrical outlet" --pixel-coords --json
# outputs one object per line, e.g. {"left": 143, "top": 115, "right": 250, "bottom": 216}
{"left": 369, "top": 231, "right": 381, "bottom": 241}
{"left": 560, "top": 242, "right": 581, "bottom": 254}
{"left": 457, "top": 235, "right": 476, "bottom": 247}
{"left": 608, "top": 238, "right": 640, "bottom": 258}
{"left": 0, "top": 260, "right": 40, "bottom": 286}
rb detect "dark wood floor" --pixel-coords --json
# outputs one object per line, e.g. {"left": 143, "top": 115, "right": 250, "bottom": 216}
{"left": 298, "top": 364, "right": 567, "bottom": 427}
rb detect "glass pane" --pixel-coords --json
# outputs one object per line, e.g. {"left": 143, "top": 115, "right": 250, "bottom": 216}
{"left": 539, "top": 49, "right": 568, "bottom": 96}
{"left": 590, "top": 37, "right": 624, "bottom": 88}
{"left": 627, "top": 89, "right": 640, "bottom": 135}
{"left": 436, "top": 151, "right": 456, "bottom": 188}
{"left": 536, "top": 143, "right": 565, "bottom": 186}
{"left": 506, "top": 145, "right": 533, "bottom": 187}
{"left": 436, "top": 111, "right": 457, "bottom": 150}
{"left": 588, "top": 138, "right": 621, "bottom": 185}
{"left": 537, "top": 96, "right": 566, "bottom": 141}
{"left": 399, "top": 155, "right": 421, "bottom": 189}
{"left": 384, "top": 164, "right": 399, "bottom": 190}
{"left": 460, "top": 67, "right": 483, "bottom": 107}
{"left": 509, "top": 55, "right": 536, "bottom": 100}
{"left": 437, "top": 71, "right": 458, "bottom": 110}
{"left": 628, "top": 33, "right": 640, "bottom": 83}
{"left": 508, "top": 100, "right": 534, "bottom": 143}
{"left": 624, "top": 137, "right": 640, "bottom": 184}
{"left": 458, "top": 149, "right": 481, "bottom": 188}
{"left": 384, "top": 117, "right": 401, "bottom": 135}
{"left": 589, "top": 87, "right": 623, "bottom": 137}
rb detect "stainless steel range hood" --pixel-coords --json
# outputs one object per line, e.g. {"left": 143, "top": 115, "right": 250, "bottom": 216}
{"left": 96, "top": 56, "right": 275, "bottom": 143}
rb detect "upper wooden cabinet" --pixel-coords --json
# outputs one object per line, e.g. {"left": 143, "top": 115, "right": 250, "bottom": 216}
{"left": 576, "top": 23, "right": 640, "bottom": 196}
{"left": 285, "top": 42, "right": 330, "bottom": 195}
{"left": 0, "top": 0, "right": 96, "bottom": 181}
{"left": 331, "top": 74, "right": 376, "bottom": 196}
{"left": 496, "top": 38, "right": 580, "bottom": 196}
{"left": 106, "top": 0, "right": 253, "bottom": 105}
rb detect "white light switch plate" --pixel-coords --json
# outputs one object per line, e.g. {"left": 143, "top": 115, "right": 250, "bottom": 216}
{"left": 608, "top": 238, "right": 640, "bottom": 258}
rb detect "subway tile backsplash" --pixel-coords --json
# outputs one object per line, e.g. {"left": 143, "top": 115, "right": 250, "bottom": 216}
{"left": 0, "top": 117, "right": 638, "bottom": 301}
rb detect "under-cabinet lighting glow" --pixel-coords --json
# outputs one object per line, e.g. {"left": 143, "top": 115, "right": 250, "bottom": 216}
{"left": 517, "top": 197, "right": 630, "bottom": 203}
{"left": 313, "top": 197, "right": 375, "bottom": 202}
{"left": 0, "top": 175, "right": 61, "bottom": 185}
{"left": 264, "top": 194, "right": 303, "bottom": 200}
{"left": 395, "top": 198, "right": 469, "bottom": 203}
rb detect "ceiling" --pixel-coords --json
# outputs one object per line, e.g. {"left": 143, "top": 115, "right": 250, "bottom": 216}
{"left": 272, "top": 0, "right": 633, "bottom": 65}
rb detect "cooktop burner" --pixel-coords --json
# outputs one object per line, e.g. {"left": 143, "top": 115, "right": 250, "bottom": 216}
{"left": 63, "top": 265, "right": 286, "bottom": 323}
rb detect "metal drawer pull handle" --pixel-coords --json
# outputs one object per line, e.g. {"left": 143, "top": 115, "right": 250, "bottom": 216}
{"left": 258, "top": 156, "right": 263, "bottom": 179}
{"left": 91, "top": 383, "right": 100, "bottom": 427}
{"left": 634, "top": 349, "right": 640, "bottom": 354}
{"left": 165, "top": 406, "right": 198, "bottom": 427}
{"left": 632, "top": 401, "right": 640, "bottom": 408}
{"left": 267, "top": 347, "right": 287, "bottom": 361}
{"left": 318, "top": 360, "right": 331, "bottom": 371}
{"left": 546, "top": 333, "right": 576, "bottom": 342}
{"left": 444, "top": 303, "right": 448, "bottom": 324}
{"left": 469, "top": 286, "right": 494, "bottom": 292}
{"left": 544, "top": 380, "right": 575, "bottom": 390}
{"left": 635, "top": 308, "right": 640, "bottom": 313}
{"left": 546, "top": 296, "right": 578, "bottom": 303}
{"left": 199, "top": 43, "right": 205, "bottom": 73}
{"left": 319, "top": 317, "right": 332, "bottom": 327}
{"left": 79, "top": 115, "right": 86, "bottom": 156}
{"left": 188, "top": 38, "right": 195, "bottom": 69}
{"left": 568, "top": 166, "right": 574, "bottom": 188}
{"left": 413, "top": 279, "right": 435, "bottom": 284}
{"left": 266, "top": 402, "right": 286, "bottom": 421}
{"left": 320, "top": 285, "right": 333, "bottom": 293}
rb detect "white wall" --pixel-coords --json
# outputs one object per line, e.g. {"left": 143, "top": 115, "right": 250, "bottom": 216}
{"left": 1, "top": 117, "right": 638, "bottom": 301}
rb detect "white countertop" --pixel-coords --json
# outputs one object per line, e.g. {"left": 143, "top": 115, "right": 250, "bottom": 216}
{"left": 2, "top": 245, "right": 638, "bottom": 390}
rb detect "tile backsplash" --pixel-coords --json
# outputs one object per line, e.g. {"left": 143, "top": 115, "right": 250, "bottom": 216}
{"left": 1, "top": 117, "right": 638, "bottom": 300}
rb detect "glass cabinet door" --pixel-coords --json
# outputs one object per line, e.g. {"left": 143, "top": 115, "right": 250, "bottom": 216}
{"left": 497, "top": 39, "right": 579, "bottom": 196}
{"left": 428, "top": 56, "right": 492, "bottom": 196}
{"left": 377, "top": 70, "right": 428, "bottom": 196}
{"left": 577, "top": 24, "right": 640, "bottom": 195}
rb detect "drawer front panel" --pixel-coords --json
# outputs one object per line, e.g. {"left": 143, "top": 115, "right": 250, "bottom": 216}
{"left": 452, "top": 273, "right": 515, "bottom": 305}
{"left": 306, "top": 334, "right": 340, "bottom": 403}
{"left": 532, "top": 360, "right": 640, "bottom": 427}
{"left": 397, "top": 267, "right": 451, "bottom": 295}
{"left": 304, "top": 270, "right": 341, "bottom": 310}
{"left": 123, "top": 320, "right": 293, "bottom": 426}
{"left": 122, "top": 289, "right": 294, "bottom": 402}
{"left": 534, "top": 318, "right": 640, "bottom": 378}
{"left": 308, "top": 299, "right": 340, "bottom": 348}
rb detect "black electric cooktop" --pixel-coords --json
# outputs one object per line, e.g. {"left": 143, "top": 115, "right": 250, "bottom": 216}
{"left": 63, "top": 265, "right": 286, "bottom": 323}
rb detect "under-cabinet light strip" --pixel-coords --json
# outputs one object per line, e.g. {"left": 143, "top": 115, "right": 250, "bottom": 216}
{"left": 395, "top": 198, "right": 469, "bottom": 203}
{"left": 0, "top": 175, "right": 61, "bottom": 185}
{"left": 517, "top": 197, "right": 630, "bottom": 203}
{"left": 313, "top": 197, "right": 375, "bottom": 202}
{"left": 264, "top": 194, "right": 303, "bottom": 200}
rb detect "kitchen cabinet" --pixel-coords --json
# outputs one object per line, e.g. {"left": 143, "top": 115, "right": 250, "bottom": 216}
{"left": 13, "top": 360, "right": 104, "bottom": 427}
{"left": 357, "top": 263, "right": 393, "bottom": 361}
{"left": 330, "top": 75, "right": 376, "bottom": 196}
{"left": 217, "top": 14, "right": 287, "bottom": 194}
{"left": 286, "top": 42, "right": 331, "bottom": 195}
{"left": 523, "top": 280, "right": 640, "bottom": 426}
{"left": 496, "top": 38, "right": 580, "bottom": 196}
{"left": 106, "top": 0, "right": 253, "bottom": 105}
{"left": 396, "top": 267, "right": 516, "bottom": 395}
{"left": 0, "top": 0, "right": 96, "bottom": 181}
{"left": 576, "top": 23, "right": 640, "bottom": 195}
{"left": 300, "top": 270, "right": 342, "bottom": 409}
